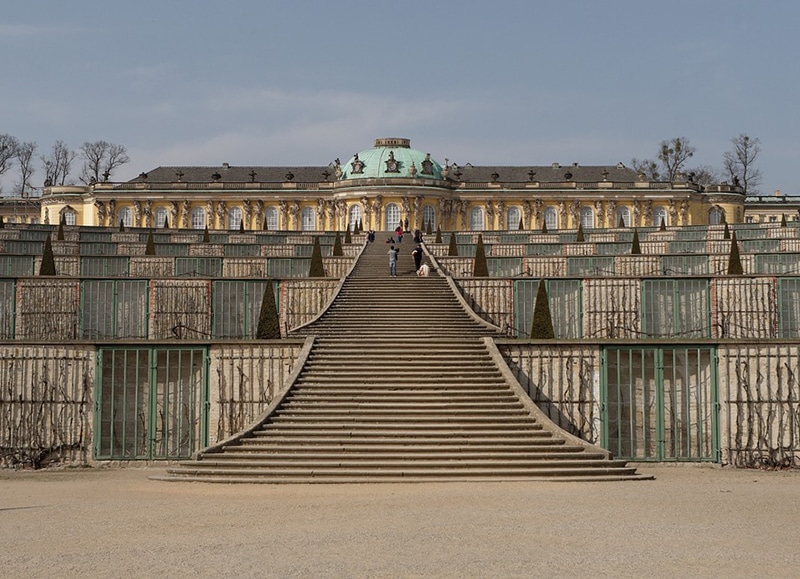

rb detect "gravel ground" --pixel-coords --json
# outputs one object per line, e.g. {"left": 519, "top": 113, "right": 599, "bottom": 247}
{"left": 1, "top": 464, "right": 798, "bottom": 578}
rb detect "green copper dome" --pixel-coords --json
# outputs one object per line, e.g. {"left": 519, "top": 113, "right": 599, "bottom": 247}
{"left": 339, "top": 138, "right": 444, "bottom": 180}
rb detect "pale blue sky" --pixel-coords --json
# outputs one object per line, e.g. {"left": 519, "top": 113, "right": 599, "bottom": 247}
{"left": 1, "top": 0, "right": 798, "bottom": 195}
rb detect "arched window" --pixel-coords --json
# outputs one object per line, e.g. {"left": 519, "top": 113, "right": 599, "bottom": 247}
{"left": 264, "top": 206, "right": 279, "bottom": 230}
{"left": 62, "top": 209, "right": 77, "bottom": 226}
{"left": 507, "top": 207, "right": 521, "bottom": 230}
{"left": 228, "top": 206, "right": 243, "bottom": 230}
{"left": 384, "top": 203, "right": 400, "bottom": 230}
{"left": 469, "top": 206, "right": 484, "bottom": 230}
{"left": 348, "top": 204, "right": 362, "bottom": 230}
{"left": 301, "top": 206, "right": 316, "bottom": 231}
{"left": 191, "top": 207, "right": 206, "bottom": 229}
{"left": 579, "top": 206, "right": 595, "bottom": 229}
{"left": 709, "top": 206, "right": 724, "bottom": 225}
{"left": 652, "top": 206, "right": 668, "bottom": 228}
{"left": 118, "top": 207, "right": 132, "bottom": 228}
{"left": 543, "top": 206, "right": 558, "bottom": 230}
{"left": 155, "top": 207, "right": 169, "bottom": 228}
{"left": 422, "top": 205, "right": 436, "bottom": 230}
{"left": 616, "top": 207, "right": 630, "bottom": 228}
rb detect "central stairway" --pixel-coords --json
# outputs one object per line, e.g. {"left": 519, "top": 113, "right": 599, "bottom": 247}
{"left": 155, "top": 236, "right": 651, "bottom": 483}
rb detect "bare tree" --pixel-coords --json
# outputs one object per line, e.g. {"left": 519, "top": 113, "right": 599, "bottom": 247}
{"left": 14, "top": 141, "right": 37, "bottom": 197}
{"left": 630, "top": 157, "right": 661, "bottom": 180}
{"left": 723, "top": 134, "right": 762, "bottom": 195}
{"left": 0, "top": 133, "right": 19, "bottom": 178}
{"left": 80, "top": 140, "right": 130, "bottom": 183}
{"left": 686, "top": 164, "right": 720, "bottom": 186}
{"left": 658, "top": 137, "right": 695, "bottom": 181}
{"left": 40, "top": 140, "right": 77, "bottom": 186}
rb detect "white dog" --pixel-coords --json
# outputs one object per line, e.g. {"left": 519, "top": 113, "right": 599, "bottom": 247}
{"left": 417, "top": 263, "right": 430, "bottom": 277}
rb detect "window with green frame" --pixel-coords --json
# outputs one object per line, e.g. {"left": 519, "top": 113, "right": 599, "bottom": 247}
{"left": 81, "top": 280, "right": 149, "bottom": 339}
{"left": 212, "top": 280, "right": 275, "bottom": 338}
{"left": 514, "top": 279, "right": 582, "bottom": 338}
{"left": 641, "top": 279, "right": 710, "bottom": 338}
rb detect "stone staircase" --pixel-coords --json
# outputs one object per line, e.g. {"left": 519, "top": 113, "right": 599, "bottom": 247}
{"left": 154, "top": 236, "right": 651, "bottom": 483}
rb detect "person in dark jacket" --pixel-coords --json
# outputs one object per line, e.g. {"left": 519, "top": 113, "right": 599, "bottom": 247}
{"left": 412, "top": 244, "right": 423, "bottom": 272}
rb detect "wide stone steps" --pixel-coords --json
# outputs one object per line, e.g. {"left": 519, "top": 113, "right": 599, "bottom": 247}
{"left": 153, "top": 235, "right": 651, "bottom": 483}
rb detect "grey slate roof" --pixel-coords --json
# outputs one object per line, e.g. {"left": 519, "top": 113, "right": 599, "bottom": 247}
{"left": 128, "top": 163, "right": 640, "bottom": 185}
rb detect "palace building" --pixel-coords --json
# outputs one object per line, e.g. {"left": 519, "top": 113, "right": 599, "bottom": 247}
{"left": 35, "top": 137, "right": 746, "bottom": 231}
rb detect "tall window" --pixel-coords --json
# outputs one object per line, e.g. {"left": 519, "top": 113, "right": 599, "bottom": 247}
{"left": 62, "top": 209, "right": 77, "bottom": 226}
{"left": 384, "top": 203, "right": 400, "bottom": 230}
{"left": 191, "top": 207, "right": 206, "bottom": 229}
{"left": 616, "top": 207, "right": 630, "bottom": 227}
{"left": 155, "top": 207, "right": 169, "bottom": 228}
{"left": 264, "top": 206, "right": 279, "bottom": 230}
{"left": 507, "top": 206, "right": 521, "bottom": 230}
{"left": 349, "top": 205, "right": 362, "bottom": 230}
{"left": 579, "top": 206, "right": 595, "bottom": 229}
{"left": 118, "top": 207, "right": 133, "bottom": 228}
{"left": 469, "top": 207, "right": 484, "bottom": 230}
{"left": 653, "top": 206, "right": 668, "bottom": 228}
{"left": 543, "top": 206, "right": 558, "bottom": 230}
{"left": 301, "top": 206, "right": 315, "bottom": 231}
{"left": 709, "top": 207, "right": 724, "bottom": 225}
{"left": 228, "top": 206, "right": 243, "bottom": 230}
{"left": 422, "top": 205, "right": 436, "bottom": 230}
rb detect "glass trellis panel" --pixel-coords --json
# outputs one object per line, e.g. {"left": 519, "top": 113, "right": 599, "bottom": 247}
{"left": 676, "top": 229, "right": 708, "bottom": 241}
{"left": 661, "top": 255, "right": 709, "bottom": 276}
{"left": 79, "top": 242, "right": 117, "bottom": 256}
{"left": 662, "top": 348, "right": 716, "bottom": 460}
{"left": 212, "top": 280, "right": 270, "bottom": 338}
{"left": 95, "top": 348, "right": 208, "bottom": 460}
{"left": 0, "top": 279, "right": 15, "bottom": 339}
{"left": 81, "top": 280, "right": 149, "bottom": 339}
{"left": 642, "top": 279, "right": 709, "bottom": 338}
{"left": 754, "top": 253, "right": 800, "bottom": 275}
{"left": 668, "top": 241, "right": 706, "bottom": 254}
{"left": 224, "top": 244, "right": 261, "bottom": 257}
{"left": 19, "top": 230, "right": 51, "bottom": 241}
{"left": 778, "top": 278, "right": 800, "bottom": 337}
{"left": 488, "top": 258, "right": 522, "bottom": 277}
{"left": 175, "top": 257, "right": 222, "bottom": 277}
{"left": 596, "top": 243, "right": 630, "bottom": 256}
{"left": 294, "top": 244, "right": 331, "bottom": 257}
{"left": 80, "top": 231, "right": 113, "bottom": 242}
{"left": 268, "top": 258, "right": 306, "bottom": 278}
{"left": 566, "top": 256, "right": 614, "bottom": 276}
{"left": 604, "top": 346, "right": 718, "bottom": 461}
{"left": 96, "top": 348, "right": 150, "bottom": 459}
{"left": 155, "top": 243, "right": 189, "bottom": 256}
{"left": 80, "top": 256, "right": 129, "bottom": 277}
{"left": 526, "top": 243, "right": 562, "bottom": 256}
{"left": 152, "top": 349, "right": 207, "bottom": 459}
{"left": 513, "top": 279, "right": 581, "bottom": 338}
{"left": 604, "top": 348, "right": 659, "bottom": 459}
{"left": 0, "top": 256, "right": 34, "bottom": 276}
{"left": 5, "top": 240, "right": 43, "bottom": 254}
{"left": 742, "top": 239, "right": 781, "bottom": 253}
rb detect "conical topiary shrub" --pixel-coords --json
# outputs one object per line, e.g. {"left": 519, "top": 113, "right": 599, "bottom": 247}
{"left": 426, "top": 220, "right": 432, "bottom": 235}
{"left": 357, "top": 218, "right": 363, "bottom": 233}
{"left": 119, "top": 219, "right": 125, "bottom": 232}
{"left": 202, "top": 225, "right": 210, "bottom": 243}
{"left": 541, "top": 220, "right": 548, "bottom": 234}
{"left": 448, "top": 233, "right": 458, "bottom": 256}
{"left": 723, "top": 221, "right": 731, "bottom": 240}
{"left": 263, "top": 216, "right": 268, "bottom": 230}
{"left": 0, "top": 215, "right": 4, "bottom": 229}
{"left": 435, "top": 226, "right": 443, "bottom": 244}
{"left": 617, "top": 214, "right": 625, "bottom": 228}
{"left": 145, "top": 231, "right": 156, "bottom": 255}
{"left": 39, "top": 233, "right": 57, "bottom": 276}
{"left": 344, "top": 227, "right": 352, "bottom": 244}
{"left": 631, "top": 229, "right": 641, "bottom": 255}
{"left": 518, "top": 215, "right": 524, "bottom": 231}
{"left": 781, "top": 214, "right": 788, "bottom": 227}
{"left": 473, "top": 233, "right": 489, "bottom": 277}
{"left": 576, "top": 222, "right": 585, "bottom": 243}
{"left": 309, "top": 236, "right": 325, "bottom": 277}
{"left": 57, "top": 220, "right": 65, "bottom": 241}
{"left": 163, "top": 215, "right": 170, "bottom": 229}
{"left": 255, "top": 281, "right": 281, "bottom": 339}
{"left": 332, "top": 231, "right": 344, "bottom": 256}
{"left": 239, "top": 218, "right": 245, "bottom": 232}
{"left": 727, "top": 231, "right": 743, "bottom": 275}
{"left": 660, "top": 217, "right": 666, "bottom": 231}
{"left": 530, "top": 281, "right": 555, "bottom": 339}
